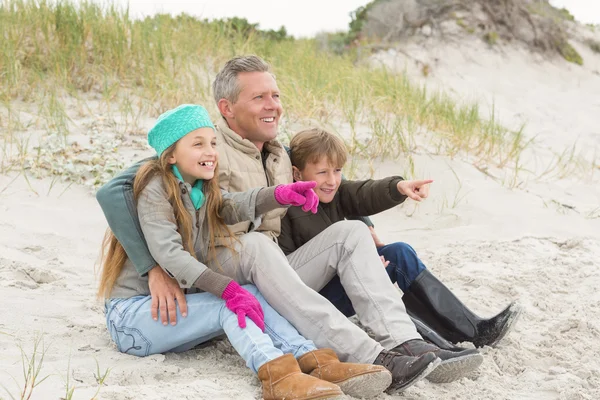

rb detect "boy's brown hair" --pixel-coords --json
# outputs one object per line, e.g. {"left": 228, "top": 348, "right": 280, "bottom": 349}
{"left": 289, "top": 128, "right": 348, "bottom": 170}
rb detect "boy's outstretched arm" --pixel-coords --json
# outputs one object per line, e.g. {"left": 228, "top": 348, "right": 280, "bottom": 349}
{"left": 338, "top": 176, "right": 407, "bottom": 218}
{"left": 342, "top": 176, "right": 374, "bottom": 228}
{"left": 96, "top": 158, "right": 157, "bottom": 276}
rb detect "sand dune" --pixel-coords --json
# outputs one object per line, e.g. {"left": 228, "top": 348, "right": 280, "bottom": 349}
{"left": 1, "top": 23, "right": 599, "bottom": 400}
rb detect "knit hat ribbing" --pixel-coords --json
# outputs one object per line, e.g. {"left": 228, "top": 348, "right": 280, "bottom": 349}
{"left": 148, "top": 104, "right": 215, "bottom": 157}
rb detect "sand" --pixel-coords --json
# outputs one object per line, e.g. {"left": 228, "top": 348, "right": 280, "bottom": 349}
{"left": 1, "top": 24, "right": 599, "bottom": 400}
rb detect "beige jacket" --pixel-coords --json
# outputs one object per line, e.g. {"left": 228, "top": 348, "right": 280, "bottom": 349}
{"left": 215, "top": 119, "right": 293, "bottom": 241}
{"left": 110, "top": 174, "right": 280, "bottom": 299}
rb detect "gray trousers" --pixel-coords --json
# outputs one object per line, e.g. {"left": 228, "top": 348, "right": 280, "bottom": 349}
{"left": 212, "top": 220, "right": 420, "bottom": 363}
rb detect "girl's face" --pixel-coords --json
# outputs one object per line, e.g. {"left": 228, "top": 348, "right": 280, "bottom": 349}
{"left": 293, "top": 156, "right": 342, "bottom": 204}
{"left": 168, "top": 127, "right": 218, "bottom": 184}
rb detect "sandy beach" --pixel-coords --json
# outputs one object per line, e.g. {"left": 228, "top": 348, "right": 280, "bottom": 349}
{"left": 1, "top": 13, "right": 600, "bottom": 400}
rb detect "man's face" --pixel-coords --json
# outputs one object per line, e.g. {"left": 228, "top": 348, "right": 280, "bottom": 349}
{"left": 226, "top": 71, "right": 283, "bottom": 149}
{"left": 293, "top": 156, "right": 343, "bottom": 204}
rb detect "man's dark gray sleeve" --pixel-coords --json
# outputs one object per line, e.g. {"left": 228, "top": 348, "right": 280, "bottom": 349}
{"left": 95, "top": 158, "right": 157, "bottom": 276}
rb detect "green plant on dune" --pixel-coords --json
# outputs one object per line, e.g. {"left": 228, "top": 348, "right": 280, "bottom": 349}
{"left": 0, "top": 0, "right": 530, "bottom": 185}
{"left": 527, "top": 2, "right": 574, "bottom": 23}
{"left": 557, "top": 40, "right": 583, "bottom": 65}
{"left": 586, "top": 39, "right": 600, "bottom": 54}
{"left": 347, "top": 0, "right": 381, "bottom": 44}
{"left": 455, "top": 18, "right": 475, "bottom": 34}
{"left": 1, "top": 334, "right": 49, "bottom": 400}
{"left": 484, "top": 31, "right": 499, "bottom": 46}
{"left": 556, "top": 7, "right": 575, "bottom": 22}
{"left": 0, "top": 333, "right": 111, "bottom": 400}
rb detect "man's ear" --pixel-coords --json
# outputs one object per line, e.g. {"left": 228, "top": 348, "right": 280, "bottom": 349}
{"left": 217, "top": 98, "right": 234, "bottom": 119}
{"left": 292, "top": 166, "right": 302, "bottom": 181}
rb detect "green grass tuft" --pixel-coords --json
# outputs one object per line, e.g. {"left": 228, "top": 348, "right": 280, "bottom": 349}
{"left": 484, "top": 31, "right": 499, "bottom": 46}
{"left": 586, "top": 39, "right": 600, "bottom": 54}
{"left": 1, "top": 0, "right": 528, "bottom": 180}
{"left": 557, "top": 40, "right": 583, "bottom": 65}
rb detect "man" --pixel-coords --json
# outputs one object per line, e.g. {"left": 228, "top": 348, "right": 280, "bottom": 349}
{"left": 96, "top": 55, "right": 481, "bottom": 391}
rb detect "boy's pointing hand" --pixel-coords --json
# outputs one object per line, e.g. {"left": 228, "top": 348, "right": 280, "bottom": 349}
{"left": 397, "top": 179, "right": 434, "bottom": 202}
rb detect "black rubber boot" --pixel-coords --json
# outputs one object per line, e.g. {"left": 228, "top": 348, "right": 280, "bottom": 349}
{"left": 402, "top": 270, "right": 522, "bottom": 348}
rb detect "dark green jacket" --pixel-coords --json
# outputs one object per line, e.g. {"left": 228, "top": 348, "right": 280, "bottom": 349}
{"left": 278, "top": 176, "right": 406, "bottom": 255}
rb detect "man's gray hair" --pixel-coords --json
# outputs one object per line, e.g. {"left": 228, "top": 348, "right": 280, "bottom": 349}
{"left": 213, "top": 55, "right": 273, "bottom": 105}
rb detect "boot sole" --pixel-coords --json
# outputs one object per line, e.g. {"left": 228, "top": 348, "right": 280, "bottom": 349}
{"left": 337, "top": 370, "right": 392, "bottom": 399}
{"left": 487, "top": 303, "right": 523, "bottom": 348}
{"left": 426, "top": 353, "right": 484, "bottom": 383}
{"left": 386, "top": 357, "right": 441, "bottom": 394}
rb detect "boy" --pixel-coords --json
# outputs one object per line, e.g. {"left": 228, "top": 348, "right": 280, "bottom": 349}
{"left": 281, "top": 128, "right": 521, "bottom": 349}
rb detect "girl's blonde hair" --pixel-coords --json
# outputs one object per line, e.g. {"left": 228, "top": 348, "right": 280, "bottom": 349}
{"left": 289, "top": 128, "right": 348, "bottom": 170}
{"left": 97, "top": 145, "right": 236, "bottom": 299}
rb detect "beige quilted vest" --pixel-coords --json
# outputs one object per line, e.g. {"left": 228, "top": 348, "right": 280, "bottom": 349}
{"left": 215, "top": 119, "right": 293, "bottom": 241}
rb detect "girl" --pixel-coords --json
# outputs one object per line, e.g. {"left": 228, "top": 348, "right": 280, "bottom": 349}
{"left": 280, "top": 128, "right": 521, "bottom": 349}
{"left": 97, "top": 105, "right": 392, "bottom": 400}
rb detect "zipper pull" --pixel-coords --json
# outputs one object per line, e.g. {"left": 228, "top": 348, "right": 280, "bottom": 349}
{"left": 196, "top": 209, "right": 200, "bottom": 228}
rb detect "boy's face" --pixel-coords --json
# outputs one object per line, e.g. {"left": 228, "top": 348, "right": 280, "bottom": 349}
{"left": 293, "top": 156, "right": 342, "bottom": 204}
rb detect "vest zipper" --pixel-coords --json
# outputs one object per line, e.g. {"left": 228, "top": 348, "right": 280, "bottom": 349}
{"left": 265, "top": 156, "right": 272, "bottom": 186}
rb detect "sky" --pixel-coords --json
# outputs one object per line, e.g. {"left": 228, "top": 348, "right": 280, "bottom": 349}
{"left": 111, "top": 0, "right": 371, "bottom": 37}
{"left": 550, "top": 0, "right": 600, "bottom": 25}
{"left": 96, "top": 0, "right": 599, "bottom": 38}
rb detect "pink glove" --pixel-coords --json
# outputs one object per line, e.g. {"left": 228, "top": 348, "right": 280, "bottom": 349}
{"left": 221, "top": 281, "right": 265, "bottom": 332}
{"left": 274, "top": 181, "right": 319, "bottom": 214}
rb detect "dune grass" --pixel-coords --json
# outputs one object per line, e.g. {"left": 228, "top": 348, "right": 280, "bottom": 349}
{"left": 0, "top": 334, "right": 49, "bottom": 400}
{"left": 0, "top": 332, "right": 111, "bottom": 400}
{"left": 0, "top": 0, "right": 529, "bottom": 183}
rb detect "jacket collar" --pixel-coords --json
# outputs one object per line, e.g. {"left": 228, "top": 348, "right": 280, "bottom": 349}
{"left": 172, "top": 166, "right": 205, "bottom": 209}
{"left": 216, "top": 118, "right": 285, "bottom": 158}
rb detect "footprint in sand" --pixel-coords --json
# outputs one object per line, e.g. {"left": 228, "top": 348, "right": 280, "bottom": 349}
{"left": 0, "top": 258, "right": 62, "bottom": 289}
{"left": 20, "top": 244, "right": 59, "bottom": 261}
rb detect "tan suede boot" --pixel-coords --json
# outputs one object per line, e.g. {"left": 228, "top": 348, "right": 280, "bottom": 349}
{"left": 298, "top": 349, "right": 392, "bottom": 399}
{"left": 258, "top": 354, "right": 344, "bottom": 400}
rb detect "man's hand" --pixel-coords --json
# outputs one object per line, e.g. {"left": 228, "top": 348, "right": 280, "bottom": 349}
{"left": 368, "top": 226, "right": 385, "bottom": 248}
{"left": 148, "top": 265, "right": 188, "bottom": 326}
{"left": 397, "top": 179, "right": 434, "bottom": 202}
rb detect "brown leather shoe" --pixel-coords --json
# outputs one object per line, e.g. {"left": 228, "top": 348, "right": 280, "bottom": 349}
{"left": 258, "top": 353, "right": 344, "bottom": 400}
{"left": 298, "top": 349, "right": 392, "bottom": 399}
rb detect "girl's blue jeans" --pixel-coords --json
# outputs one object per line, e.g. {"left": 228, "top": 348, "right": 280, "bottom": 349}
{"left": 105, "top": 284, "right": 316, "bottom": 373}
{"left": 319, "top": 242, "right": 427, "bottom": 317}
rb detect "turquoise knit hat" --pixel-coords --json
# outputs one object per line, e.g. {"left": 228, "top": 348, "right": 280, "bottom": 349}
{"left": 148, "top": 104, "right": 215, "bottom": 157}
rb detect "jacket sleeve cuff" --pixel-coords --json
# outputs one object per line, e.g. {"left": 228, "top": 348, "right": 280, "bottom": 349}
{"left": 139, "top": 262, "right": 159, "bottom": 277}
{"left": 192, "top": 269, "right": 233, "bottom": 297}
{"left": 390, "top": 177, "right": 407, "bottom": 202}
{"left": 167, "top": 258, "right": 205, "bottom": 289}
{"left": 256, "top": 186, "right": 285, "bottom": 215}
